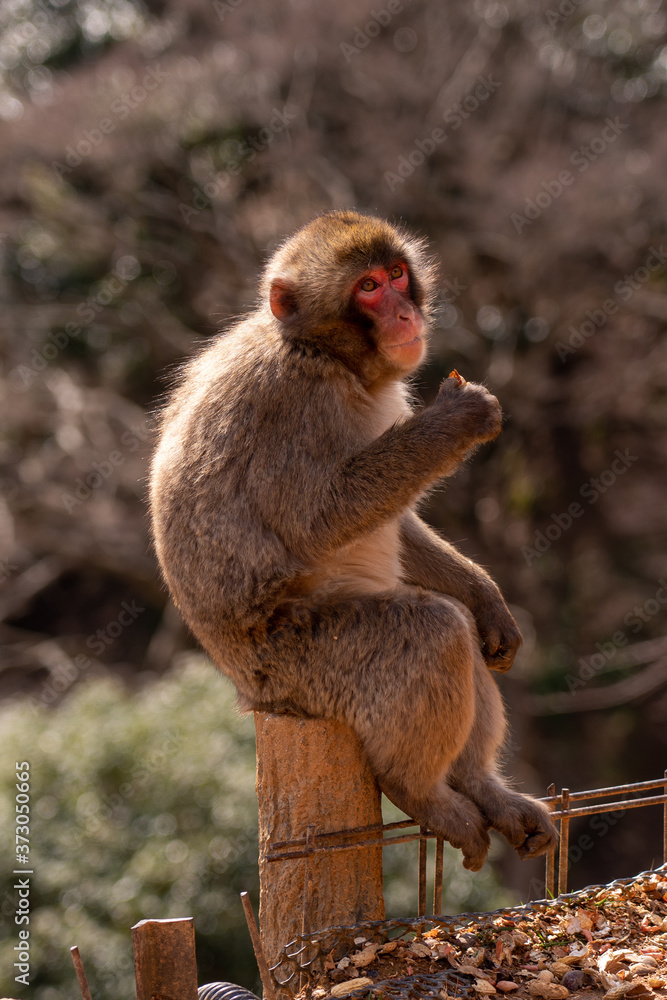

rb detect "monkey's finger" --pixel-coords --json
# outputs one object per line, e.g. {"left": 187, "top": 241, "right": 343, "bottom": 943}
{"left": 516, "top": 827, "right": 559, "bottom": 860}
{"left": 484, "top": 646, "right": 517, "bottom": 672}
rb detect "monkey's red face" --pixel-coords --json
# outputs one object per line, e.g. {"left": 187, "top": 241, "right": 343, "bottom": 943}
{"left": 353, "top": 263, "right": 425, "bottom": 372}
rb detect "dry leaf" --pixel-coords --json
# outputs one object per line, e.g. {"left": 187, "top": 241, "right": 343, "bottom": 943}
{"left": 379, "top": 940, "right": 398, "bottom": 954}
{"left": 350, "top": 945, "right": 379, "bottom": 968}
{"left": 329, "top": 978, "right": 373, "bottom": 998}
{"left": 408, "top": 942, "right": 431, "bottom": 959}
{"left": 553, "top": 953, "right": 583, "bottom": 967}
{"left": 457, "top": 965, "right": 495, "bottom": 978}
{"left": 496, "top": 932, "right": 516, "bottom": 964}
{"left": 527, "top": 981, "right": 570, "bottom": 999}
{"left": 561, "top": 909, "right": 594, "bottom": 935}
{"left": 473, "top": 980, "right": 497, "bottom": 994}
{"left": 496, "top": 983, "right": 520, "bottom": 993}
{"left": 629, "top": 961, "right": 658, "bottom": 975}
{"left": 603, "top": 983, "right": 635, "bottom": 1000}
{"left": 625, "top": 985, "right": 652, "bottom": 999}
{"left": 549, "top": 961, "right": 574, "bottom": 977}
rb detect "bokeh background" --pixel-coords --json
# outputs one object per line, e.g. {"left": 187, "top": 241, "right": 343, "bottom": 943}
{"left": 1, "top": 0, "right": 667, "bottom": 996}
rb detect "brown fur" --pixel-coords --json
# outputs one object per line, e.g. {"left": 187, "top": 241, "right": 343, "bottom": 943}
{"left": 149, "top": 211, "right": 557, "bottom": 870}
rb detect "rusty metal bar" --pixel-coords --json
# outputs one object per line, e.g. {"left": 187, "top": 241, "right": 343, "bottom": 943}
{"left": 302, "top": 826, "right": 315, "bottom": 940}
{"left": 545, "top": 783, "right": 556, "bottom": 899}
{"left": 267, "top": 830, "right": 432, "bottom": 862}
{"left": 540, "top": 776, "right": 667, "bottom": 804}
{"left": 269, "top": 779, "right": 667, "bottom": 853}
{"left": 240, "top": 892, "right": 277, "bottom": 1000}
{"left": 663, "top": 769, "right": 667, "bottom": 865}
{"left": 267, "top": 790, "right": 667, "bottom": 862}
{"left": 70, "top": 946, "right": 93, "bottom": 1000}
{"left": 268, "top": 818, "right": 409, "bottom": 851}
{"left": 549, "top": 792, "right": 667, "bottom": 820}
{"left": 433, "top": 838, "right": 444, "bottom": 915}
{"left": 132, "top": 918, "right": 198, "bottom": 1000}
{"left": 418, "top": 827, "right": 427, "bottom": 917}
{"left": 558, "top": 788, "right": 570, "bottom": 896}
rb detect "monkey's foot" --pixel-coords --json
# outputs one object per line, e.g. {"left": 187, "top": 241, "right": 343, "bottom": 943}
{"left": 460, "top": 833, "right": 492, "bottom": 872}
{"left": 383, "top": 779, "right": 491, "bottom": 871}
{"left": 422, "top": 795, "right": 491, "bottom": 872}
{"left": 516, "top": 825, "right": 558, "bottom": 860}
{"left": 483, "top": 792, "right": 558, "bottom": 860}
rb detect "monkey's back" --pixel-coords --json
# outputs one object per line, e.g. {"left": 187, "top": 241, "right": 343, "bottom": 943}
{"left": 150, "top": 316, "right": 410, "bottom": 675}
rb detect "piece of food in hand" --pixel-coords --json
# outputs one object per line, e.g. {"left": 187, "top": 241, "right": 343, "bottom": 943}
{"left": 448, "top": 369, "right": 466, "bottom": 385}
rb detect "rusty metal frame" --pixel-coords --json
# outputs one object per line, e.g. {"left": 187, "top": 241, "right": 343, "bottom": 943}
{"left": 266, "top": 817, "right": 447, "bottom": 917}
{"left": 266, "top": 773, "right": 667, "bottom": 915}
{"left": 542, "top": 771, "right": 667, "bottom": 897}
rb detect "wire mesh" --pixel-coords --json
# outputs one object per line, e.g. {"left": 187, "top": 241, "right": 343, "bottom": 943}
{"left": 269, "top": 864, "right": 667, "bottom": 998}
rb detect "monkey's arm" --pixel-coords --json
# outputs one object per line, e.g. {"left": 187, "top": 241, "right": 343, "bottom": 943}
{"left": 299, "top": 377, "right": 501, "bottom": 548}
{"left": 399, "top": 510, "right": 522, "bottom": 672}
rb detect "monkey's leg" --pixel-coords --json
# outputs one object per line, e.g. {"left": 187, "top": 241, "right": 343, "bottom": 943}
{"left": 446, "top": 651, "right": 558, "bottom": 860}
{"left": 251, "top": 589, "right": 492, "bottom": 871}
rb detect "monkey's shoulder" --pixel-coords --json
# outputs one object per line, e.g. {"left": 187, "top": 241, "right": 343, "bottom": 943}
{"left": 179, "top": 320, "right": 412, "bottom": 441}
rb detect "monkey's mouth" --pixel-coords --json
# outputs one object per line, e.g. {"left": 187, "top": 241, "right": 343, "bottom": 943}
{"left": 386, "top": 335, "right": 421, "bottom": 349}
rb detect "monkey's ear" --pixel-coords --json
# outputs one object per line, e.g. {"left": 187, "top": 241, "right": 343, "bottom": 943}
{"left": 269, "top": 279, "right": 299, "bottom": 322}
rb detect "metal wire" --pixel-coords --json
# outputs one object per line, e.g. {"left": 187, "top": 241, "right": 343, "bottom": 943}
{"left": 269, "top": 864, "right": 667, "bottom": 997}
{"left": 198, "top": 983, "right": 261, "bottom": 1000}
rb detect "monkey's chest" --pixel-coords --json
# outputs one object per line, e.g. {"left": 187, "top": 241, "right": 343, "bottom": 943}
{"left": 307, "top": 521, "right": 403, "bottom": 598}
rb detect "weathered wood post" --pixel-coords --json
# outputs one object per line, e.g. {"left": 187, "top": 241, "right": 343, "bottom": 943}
{"left": 255, "top": 713, "right": 385, "bottom": 970}
{"left": 132, "top": 917, "right": 198, "bottom": 1000}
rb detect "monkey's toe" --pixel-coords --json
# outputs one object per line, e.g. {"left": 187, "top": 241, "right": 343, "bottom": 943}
{"left": 459, "top": 829, "right": 491, "bottom": 871}
{"left": 516, "top": 827, "right": 558, "bottom": 860}
{"left": 462, "top": 851, "right": 486, "bottom": 872}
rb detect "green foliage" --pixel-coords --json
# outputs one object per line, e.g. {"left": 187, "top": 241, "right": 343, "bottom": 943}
{"left": 0, "top": 658, "right": 513, "bottom": 1000}
{"left": 0, "top": 657, "right": 260, "bottom": 999}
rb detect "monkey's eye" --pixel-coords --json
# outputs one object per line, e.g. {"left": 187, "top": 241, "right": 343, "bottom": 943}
{"left": 360, "top": 278, "right": 379, "bottom": 292}
{"left": 390, "top": 265, "right": 404, "bottom": 280}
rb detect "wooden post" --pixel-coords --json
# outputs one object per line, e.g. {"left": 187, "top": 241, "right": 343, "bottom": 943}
{"left": 255, "top": 713, "right": 385, "bottom": 970}
{"left": 132, "top": 917, "right": 198, "bottom": 1000}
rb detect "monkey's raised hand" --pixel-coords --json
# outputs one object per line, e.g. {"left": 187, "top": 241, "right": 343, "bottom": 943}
{"left": 474, "top": 591, "right": 523, "bottom": 672}
{"left": 434, "top": 375, "right": 503, "bottom": 450}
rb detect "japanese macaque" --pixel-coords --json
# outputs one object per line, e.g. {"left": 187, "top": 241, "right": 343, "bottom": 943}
{"left": 149, "top": 211, "right": 557, "bottom": 871}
